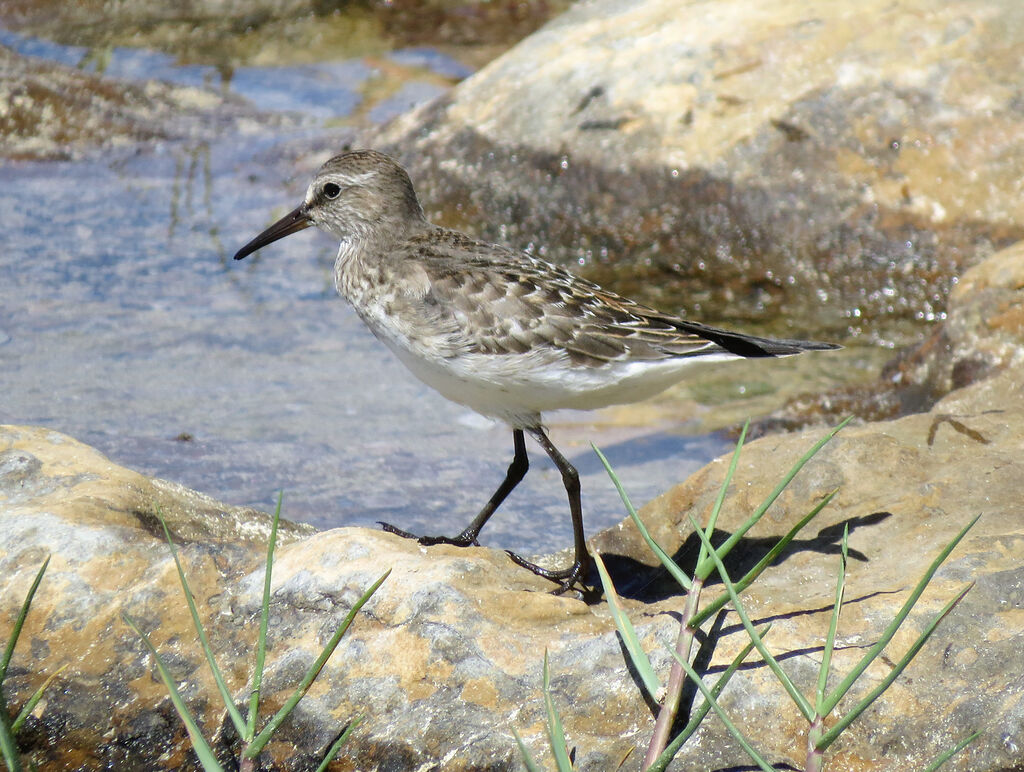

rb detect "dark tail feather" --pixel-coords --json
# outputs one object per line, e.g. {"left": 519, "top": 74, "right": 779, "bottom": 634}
{"left": 674, "top": 319, "right": 841, "bottom": 358}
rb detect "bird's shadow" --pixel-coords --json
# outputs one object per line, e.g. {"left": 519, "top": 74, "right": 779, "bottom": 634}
{"left": 595, "top": 510, "right": 892, "bottom": 604}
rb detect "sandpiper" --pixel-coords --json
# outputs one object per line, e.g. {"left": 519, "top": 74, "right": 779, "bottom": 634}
{"left": 233, "top": 149, "right": 839, "bottom": 593}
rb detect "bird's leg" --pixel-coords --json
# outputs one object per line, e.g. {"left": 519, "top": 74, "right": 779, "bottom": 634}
{"left": 506, "top": 426, "right": 591, "bottom": 594}
{"left": 379, "top": 429, "right": 529, "bottom": 546}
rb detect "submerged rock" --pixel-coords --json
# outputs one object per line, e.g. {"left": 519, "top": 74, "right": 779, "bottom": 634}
{"left": 0, "top": 44, "right": 290, "bottom": 161}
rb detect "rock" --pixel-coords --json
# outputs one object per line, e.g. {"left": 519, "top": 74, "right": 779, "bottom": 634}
{"left": 0, "top": 45, "right": 291, "bottom": 161}
{"left": 2, "top": 356, "right": 1023, "bottom": 771}
{"left": 369, "top": 0, "right": 1024, "bottom": 343}
{"left": 0, "top": 425, "right": 316, "bottom": 769}
{"left": 0, "top": 425, "right": 312, "bottom": 545}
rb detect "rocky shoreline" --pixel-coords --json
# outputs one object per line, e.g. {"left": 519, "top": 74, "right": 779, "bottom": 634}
{"left": 2, "top": 0, "right": 1024, "bottom": 769}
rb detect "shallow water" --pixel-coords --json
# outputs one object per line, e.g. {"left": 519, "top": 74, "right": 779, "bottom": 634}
{"left": 0, "top": 27, "right": 741, "bottom": 554}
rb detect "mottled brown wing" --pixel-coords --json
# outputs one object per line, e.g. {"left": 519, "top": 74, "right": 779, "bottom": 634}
{"left": 402, "top": 229, "right": 728, "bottom": 366}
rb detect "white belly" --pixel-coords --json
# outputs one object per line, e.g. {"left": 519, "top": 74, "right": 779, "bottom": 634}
{"left": 386, "top": 341, "right": 737, "bottom": 428}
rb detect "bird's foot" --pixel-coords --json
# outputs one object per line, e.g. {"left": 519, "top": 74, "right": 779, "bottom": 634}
{"left": 505, "top": 550, "right": 589, "bottom": 595}
{"left": 377, "top": 522, "right": 480, "bottom": 547}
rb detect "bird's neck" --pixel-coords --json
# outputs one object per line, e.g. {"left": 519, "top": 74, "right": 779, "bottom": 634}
{"left": 334, "top": 237, "right": 374, "bottom": 303}
{"left": 332, "top": 218, "right": 429, "bottom": 303}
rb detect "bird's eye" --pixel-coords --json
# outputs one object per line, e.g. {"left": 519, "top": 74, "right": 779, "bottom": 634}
{"left": 322, "top": 182, "right": 341, "bottom": 199}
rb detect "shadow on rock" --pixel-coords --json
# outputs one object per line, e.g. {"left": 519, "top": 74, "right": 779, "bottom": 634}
{"left": 600, "top": 511, "right": 893, "bottom": 603}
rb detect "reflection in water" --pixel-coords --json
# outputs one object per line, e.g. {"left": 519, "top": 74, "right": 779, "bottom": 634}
{"left": 168, "top": 142, "right": 230, "bottom": 261}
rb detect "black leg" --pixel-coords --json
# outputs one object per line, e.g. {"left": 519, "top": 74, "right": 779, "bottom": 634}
{"left": 506, "top": 426, "right": 590, "bottom": 594}
{"left": 379, "top": 429, "right": 529, "bottom": 547}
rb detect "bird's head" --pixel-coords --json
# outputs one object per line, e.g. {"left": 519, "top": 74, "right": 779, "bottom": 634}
{"left": 233, "top": 149, "right": 426, "bottom": 261}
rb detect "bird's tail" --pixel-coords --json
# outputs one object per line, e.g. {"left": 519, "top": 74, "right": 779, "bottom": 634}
{"left": 674, "top": 319, "right": 841, "bottom": 358}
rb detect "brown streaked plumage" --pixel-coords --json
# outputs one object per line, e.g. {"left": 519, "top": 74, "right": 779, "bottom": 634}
{"left": 233, "top": 149, "right": 839, "bottom": 593}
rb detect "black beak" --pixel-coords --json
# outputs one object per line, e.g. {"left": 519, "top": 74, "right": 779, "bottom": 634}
{"left": 233, "top": 205, "right": 313, "bottom": 260}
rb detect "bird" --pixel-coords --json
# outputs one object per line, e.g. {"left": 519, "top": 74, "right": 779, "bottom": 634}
{"left": 233, "top": 149, "right": 839, "bottom": 593}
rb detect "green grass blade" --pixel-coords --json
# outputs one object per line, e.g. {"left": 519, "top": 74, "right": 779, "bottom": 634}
{"left": 314, "top": 716, "right": 362, "bottom": 772}
{"left": 512, "top": 727, "right": 545, "bottom": 772}
{"left": 1, "top": 557, "right": 50, "bottom": 683}
{"left": 592, "top": 445, "right": 691, "bottom": 591}
{"left": 123, "top": 615, "right": 224, "bottom": 772}
{"left": 698, "top": 420, "right": 748, "bottom": 570}
{"left": 248, "top": 492, "right": 283, "bottom": 740}
{"left": 696, "top": 418, "right": 851, "bottom": 579}
{"left": 12, "top": 664, "right": 69, "bottom": 733}
{"left": 817, "top": 582, "right": 973, "bottom": 750}
{"left": 646, "top": 627, "right": 768, "bottom": 772}
{"left": 691, "top": 491, "right": 835, "bottom": 628}
{"left": 155, "top": 512, "right": 247, "bottom": 738}
{"left": 822, "top": 515, "right": 979, "bottom": 715}
{"left": 0, "top": 556, "right": 50, "bottom": 772}
{"left": 816, "top": 525, "right": 848, "bottom": 711}
{"left": 0, "top": 685, "right": 23, "bottom": 772}
{"left": 688, "top": 515, "right": 815, "bottom": 721}
{"left": 543, "top": 650, "right": 574, "bottom": 772}
{"left": 671, "top": 649, "right": 777, "bottom": 772}
{"left": 592, "top": 552, "right": 661, "bottom": 700}
{"left": 923, "top": 730, "right": 981, "bottom": 772}
{"left": 246, "top": 568, "right": 390, "bottom": 757}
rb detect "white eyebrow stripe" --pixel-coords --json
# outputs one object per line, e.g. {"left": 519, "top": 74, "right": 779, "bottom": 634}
{"left": 306, "top": 170, "right": 379, "bottom": 204}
